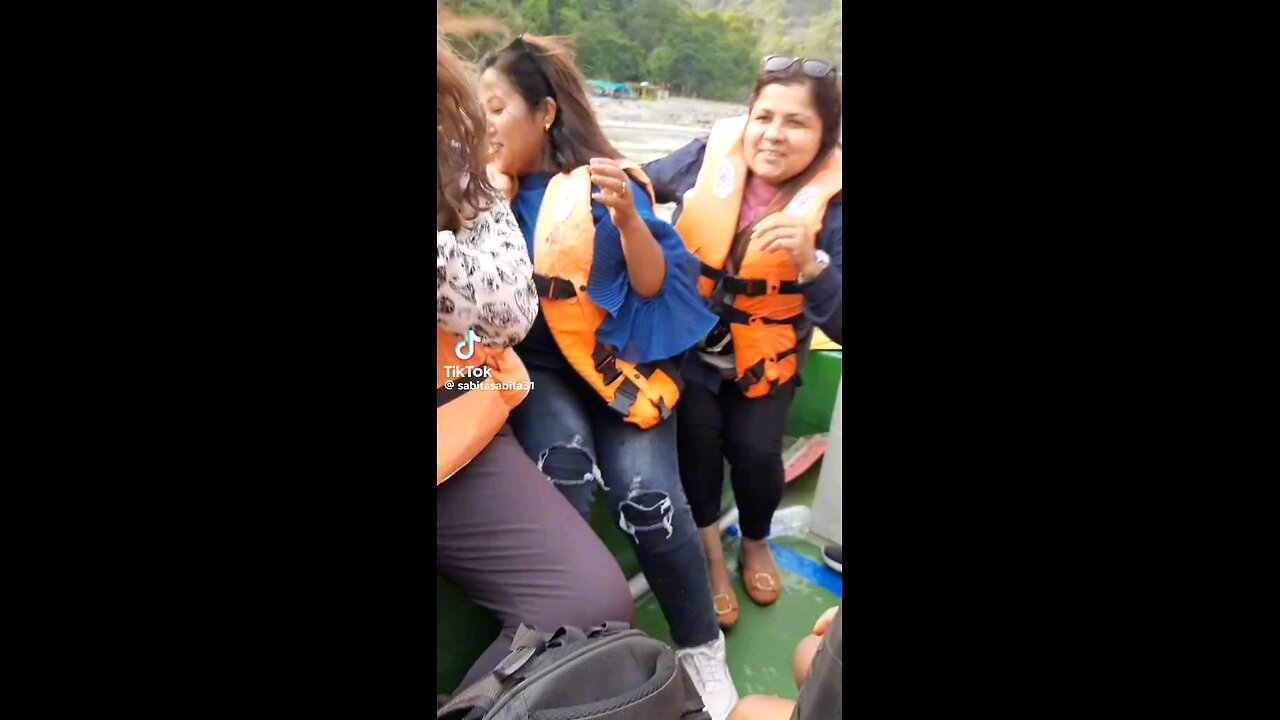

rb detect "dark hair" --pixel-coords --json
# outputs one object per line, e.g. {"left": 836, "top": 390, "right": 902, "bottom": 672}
{"left": 729, "top": 64, "right": 842, "bottom": 268}
{"left": 437, "top": 32, "right": 496, "bottom": 232}
{"left": 749, "top": 64, "right": 842, "bottom": 209}
{"left": 481, "top": 35, "right": 621, "bottom": 173}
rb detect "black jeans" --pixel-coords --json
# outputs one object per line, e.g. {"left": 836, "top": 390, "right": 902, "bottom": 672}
{"left": 677, "top": 377, "right": 797, "bottom": 539}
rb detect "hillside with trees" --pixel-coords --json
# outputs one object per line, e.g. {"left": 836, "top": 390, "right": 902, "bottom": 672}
{"left": 440, "top": 0, "right": 836, "bottom": 102}
{"left": 686, "top": 0, "right": 841, "bottom": 71}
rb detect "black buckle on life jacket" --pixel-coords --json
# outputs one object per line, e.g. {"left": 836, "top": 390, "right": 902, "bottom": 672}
{"left": 592, "top": 344, "right": 622, "bottom": 385}
{"left": 533, "top": 273, "right": 578, "bottom": 301}
{"left": 735, "top": 360, "right": 767, "bottom": 393}
{"left": 608, "top": 379, "right": 640, "bottom": 416}
{"left": 734, "top": 347, "right": 798, "bottom": 394}
{"left": 656, "top": 396, "right": 672, "bottom": 420}
{"left": 702, "top": 319, "right": 733, "bottom": 354}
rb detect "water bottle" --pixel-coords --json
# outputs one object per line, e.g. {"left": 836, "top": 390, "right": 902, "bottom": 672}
{"left": 725, "top": 505, "right": 812, "bottom": 540}
{"left": 768, "top": 505, "right": 812, "bottom": 539}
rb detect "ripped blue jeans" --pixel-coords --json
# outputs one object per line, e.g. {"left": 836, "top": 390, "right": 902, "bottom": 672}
{"left": 509, "top": 365, "right": 720, "bottom": 649}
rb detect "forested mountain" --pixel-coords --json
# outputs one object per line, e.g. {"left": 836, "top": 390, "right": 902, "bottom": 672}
{"left": 686, "top": 0, "right": 841, "bottom": 70}
{"left": 439, "top": 0, "right": 840, "bottom": 102}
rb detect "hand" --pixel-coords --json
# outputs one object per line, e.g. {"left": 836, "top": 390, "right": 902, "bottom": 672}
{"left": 813, "top": 606, "right": 839, "bottom": 636}
{"left": 487, "top": 164, "right": 517, "bottom": 203}
{"left": 588, "top": 157, "right": 638, "bottom": 226}
{"left": 753, "top": 212, "right": 819, "bottom": 276}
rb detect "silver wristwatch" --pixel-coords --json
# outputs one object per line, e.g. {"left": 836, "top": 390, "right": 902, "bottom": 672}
{"left": 798, "top": 250, "right": 831, "bottom": 284}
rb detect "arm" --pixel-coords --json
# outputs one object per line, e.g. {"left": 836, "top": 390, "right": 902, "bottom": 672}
{"left": 590, "top": 158, "right": 664, "bottom": 298}
{"left": 800, "top": 197, "right": 842, "bottom": 343}
{"left": 586, "top": 178, "right": 720, "bottom": 364}
{"left": 615, "top": 212, "right": 665, "bottom": 299}
{"left": 752, "top": 195, "right": 843, "bottom": 344}
{"left": 436, "top": 197, "right": 538, "bottom": 348}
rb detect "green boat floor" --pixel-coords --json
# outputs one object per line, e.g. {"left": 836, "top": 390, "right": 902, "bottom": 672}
{"left": 633, "top": 534, "right": 840, "bottom": 700}
{"left": 634, "top": 453, "right": 840, "bottom": 700}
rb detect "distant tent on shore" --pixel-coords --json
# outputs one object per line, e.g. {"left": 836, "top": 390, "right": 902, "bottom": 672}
{"left": 586, "top": 79, "right": 631, "bottom": 98}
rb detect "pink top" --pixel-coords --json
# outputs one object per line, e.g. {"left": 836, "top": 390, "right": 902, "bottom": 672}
{"left": 736, "top": 177, "right": 781, "bottom": 234}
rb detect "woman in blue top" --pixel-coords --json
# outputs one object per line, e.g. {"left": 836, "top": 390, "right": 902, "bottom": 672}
{"left": 479, "top": 35, "right": 738, "bottom": 718}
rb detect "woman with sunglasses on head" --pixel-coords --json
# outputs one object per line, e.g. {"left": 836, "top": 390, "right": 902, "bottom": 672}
{"left": 436, "top": 31, "right": 634, "bottom": 697}
{"left": 642, "top": 56, "right": 843, "bottom": 629}
{"left": 479, "top": 35, "right": 740, "bottom": 719}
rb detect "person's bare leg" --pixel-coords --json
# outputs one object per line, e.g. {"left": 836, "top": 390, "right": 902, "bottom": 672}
{"left": 739, "top": 536, "right": 781, "bottom": 604}
{"left": 700, "top": 524, "right": 739, "bottom": 626}
{"left": 792, "top": 633, "right": 823, "bottom": 689}
{"left": 700, "top": 525, "right": 731, "bottom": 587}
{"left": 740, "top": 536, "right": 778, "bottom": 573}
{"left": 729, "top": 695, "right": 796, "bottom": 720}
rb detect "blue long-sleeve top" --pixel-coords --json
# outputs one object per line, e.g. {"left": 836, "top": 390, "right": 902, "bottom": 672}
{"left": 642, "top": 139, "right": 844, "bottom": 391}
{"left": 510, "top": 171, "right": 719, "bottom": 372}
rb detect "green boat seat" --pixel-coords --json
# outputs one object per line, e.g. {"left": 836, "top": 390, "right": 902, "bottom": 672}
{"left": 787, "top": 350, "right": 842, "bottom": 437}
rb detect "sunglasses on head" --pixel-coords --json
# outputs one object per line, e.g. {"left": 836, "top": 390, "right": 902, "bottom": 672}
{"left": 761, "top": 55, "right": 836, "bottom": 78}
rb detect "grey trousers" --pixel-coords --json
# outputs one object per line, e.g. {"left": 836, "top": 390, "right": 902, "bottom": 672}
{"left": 437, "top": 425, "right": 636, "bottom": 690}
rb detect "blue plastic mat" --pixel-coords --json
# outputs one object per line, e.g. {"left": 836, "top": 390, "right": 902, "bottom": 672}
{"left": 770, "top": 541, "right": 843, "bottom": 598}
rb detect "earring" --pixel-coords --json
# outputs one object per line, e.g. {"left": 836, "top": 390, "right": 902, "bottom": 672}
{"left": 544, "top": 122, "right": 551, "bottom": 132}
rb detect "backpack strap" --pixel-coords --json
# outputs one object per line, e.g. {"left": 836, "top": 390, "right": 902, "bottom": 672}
{"left": 437, "top": 625, "right": 551, "bottom": 719}
{"left": 586, "top": 621, "right": 631, "bottom": 637}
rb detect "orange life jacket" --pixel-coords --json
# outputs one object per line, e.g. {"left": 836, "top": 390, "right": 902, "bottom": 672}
{"left": 436, "top": 325, "right": 531, "bottom": 484}
{"left": 531, "top": 162, "right": 682, "bottom": 429}
{"left": 674, "top": 115, "right": 842, "bottom": 398}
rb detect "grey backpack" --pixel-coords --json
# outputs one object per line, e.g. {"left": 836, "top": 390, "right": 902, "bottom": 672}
{"left": 438, "top": 622, "right": 711, "bottom": 720}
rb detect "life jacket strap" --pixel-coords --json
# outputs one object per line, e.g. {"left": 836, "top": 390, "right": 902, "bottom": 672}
{"left": 533, "top": 273, "right": 579, "bottom": 301}
{"left": 591, "top": 343, "right": 623, "bottom": 386}
{"left": 601, "top": 357, "right": 677, "bottom": 421}
{"left": 701, "top": 263, "right": 800, "bottom": 297}
{"left": 720, "top": 307, "right": 809, "bottom": 327}
{"left": 735, "top": 347, "right": 799, "bottom": 395}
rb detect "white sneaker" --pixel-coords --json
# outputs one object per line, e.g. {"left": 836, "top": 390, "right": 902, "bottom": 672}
{"left": 676, "top": 630, "right": 740, "bottom": 720}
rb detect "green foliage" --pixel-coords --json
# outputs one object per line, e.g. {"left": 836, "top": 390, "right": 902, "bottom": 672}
{"left": 575, "top": 16, "right": 646, "bottom": 81}
{"left": 442, "top": 0, "right": 838, "bottom": 102}
{"left": 686, "top": 0, "right": 842, "bottom": 71}
{"left": 521, "top": 0, "right": 584, "bottom": 35}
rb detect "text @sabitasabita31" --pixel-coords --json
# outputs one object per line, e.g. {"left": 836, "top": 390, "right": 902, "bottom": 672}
{"left": 442, "top": 378, "right": 536, "bottom": 392}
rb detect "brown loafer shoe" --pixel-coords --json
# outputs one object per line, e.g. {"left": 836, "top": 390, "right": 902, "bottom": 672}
{"left": 741, "top": 550, "right": 782, "bottom": 605}
{"left": 712, "top": 591, "right": 740, "bottom": 629}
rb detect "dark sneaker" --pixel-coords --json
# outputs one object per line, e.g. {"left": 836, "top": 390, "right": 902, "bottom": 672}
{"left": 822, "top": 544, "right": 842, "bottom": 573}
